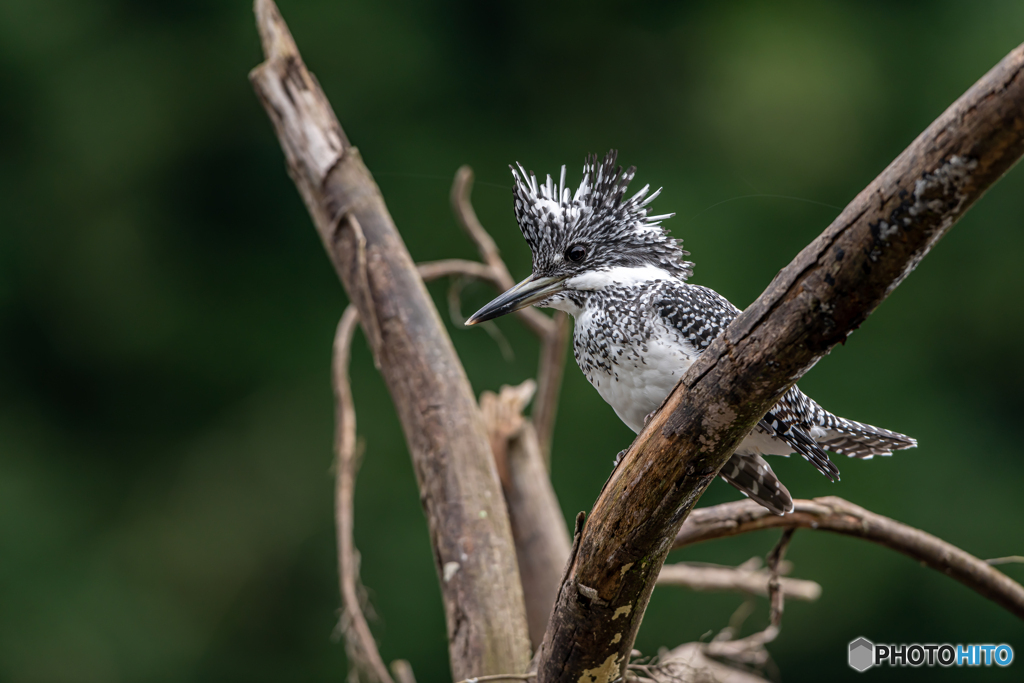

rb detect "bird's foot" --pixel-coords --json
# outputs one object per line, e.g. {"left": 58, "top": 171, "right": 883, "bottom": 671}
{"left": 613, "top": 449, "right": 627, "bottom": 467}
{"left": 643, "top": 409, "right": 658, "bottom": 427}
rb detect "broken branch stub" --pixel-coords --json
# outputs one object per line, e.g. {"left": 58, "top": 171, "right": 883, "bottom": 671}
{"left": 249, "top": 1, "right": 531, "bottom": 678}
{"left": 535, "top": 43, "right": 1024, "bottom": 683}
{"left": 480, "top": 382, "right": 572, "bottom": 648}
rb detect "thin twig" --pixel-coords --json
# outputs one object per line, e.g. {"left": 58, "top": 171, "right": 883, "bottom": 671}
{"left": 454, "top": 674, "right": 536, "bottom": 683}
{"left": 765, "top": 529, "right": 794, "bottom": 629}
{"left": 988, "top": 556, "right": 1024, "bottom": 566}
{"left": 657, "top": 558, "right": 820, "bottom": 602}
{"left": 451, "top": 166, "right": 515, "bottom": 290}
{"left": 448, "top": 167, "right": 569, "bottom": 459}
{"left": 418, "top": 259, "right": 502, "bottom": 287}
{"left": 417, "top": 259, "right": 553, "bottom": 338}
{"left": 532, "top": 311, "right": 570, "bottom": 464}
{"left": 674, "top": 497, "right": 1024, "bottom": 620}
{"left": 701, "top": 530, "right": 794, "bottom": 669}
{"left": 640, "top": 642, "right": 772, "bottom": 683}
{"left": 332, "top": 306, "right": 395, "bottom": 683}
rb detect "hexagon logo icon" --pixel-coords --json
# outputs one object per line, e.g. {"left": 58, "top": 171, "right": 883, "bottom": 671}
{"left": 849, "top": 637, "right": 875, "bottom": 672}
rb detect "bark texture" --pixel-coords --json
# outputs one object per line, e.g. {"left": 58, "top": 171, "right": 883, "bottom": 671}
{"left": 536, "top": 43, "right": 1024, "bottom": 683}
{"left": 249, "top": 2, "right": 531, "bottom": 678}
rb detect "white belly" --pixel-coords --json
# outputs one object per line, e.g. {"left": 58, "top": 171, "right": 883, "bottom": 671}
{"left": 587, "top": 332, "right": 696, "bottom": 433}
{"left": 576, "top": 317, "right": 796, "bottom": 458}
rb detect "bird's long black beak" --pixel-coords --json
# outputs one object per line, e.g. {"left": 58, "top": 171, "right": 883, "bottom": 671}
{"left": 465, "top": 274, "right": 566, "bottom": 325}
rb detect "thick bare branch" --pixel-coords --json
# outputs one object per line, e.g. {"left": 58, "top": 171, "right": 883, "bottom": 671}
{"left": 536, "top": 43, "right": 1024, "bottom": 682}
{"left": 430, "top": 184, "right": 575, "bottom": 643}
{"left": 440, "top": 172, "right": 572, "bottom": 635}
{"left": 505, "top": 420, "right": 571, "bottom": 645}
{"left": 673, "top": 496, "right": 1024, "bottom": 619}
{"left": 332, "top": 306, "right": 395, "bottom": 683}
{"left": 480, "top": 382, "right": 572, "bottom": 649}
{"left": 657, "top": 560, "right": 821, "bottom": 602}
{"left": 250, "top": 2, "right": 531, "bottom": 677}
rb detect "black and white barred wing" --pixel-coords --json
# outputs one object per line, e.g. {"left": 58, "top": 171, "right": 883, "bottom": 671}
{"left": 773, "top": 386, "right": 917, "bottom": 460}
{"left": 719, "top": 451, "right": 794, "bottom": 515}
{"left": 655, "top": 283, "right": 840, "bottom": 480}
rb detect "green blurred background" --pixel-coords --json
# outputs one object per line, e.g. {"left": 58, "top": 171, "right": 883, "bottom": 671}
{"left": 2, "top": 0, "right": 1022, "bottom": 681}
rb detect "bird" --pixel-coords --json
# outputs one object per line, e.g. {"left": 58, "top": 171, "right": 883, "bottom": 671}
{"left": 466, "top": 150, "right": 916, "bottom": 515}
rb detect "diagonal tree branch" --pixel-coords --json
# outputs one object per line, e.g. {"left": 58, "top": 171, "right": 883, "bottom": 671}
{"left": 536, "top": 42, "right": 1024, "bottom": 682}
{"left": 673, "top": 496, "right": 1024, "bottom": 619}
{"left": 249, "top": 1, "right": 531, "bottom": 678}
{"left": 419, "top": 223, "right": 573, "bottom": 647}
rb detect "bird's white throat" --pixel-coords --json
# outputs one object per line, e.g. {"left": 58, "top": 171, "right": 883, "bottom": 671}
{"left": 565, "top": 264, "right": 676, "bottom": 292}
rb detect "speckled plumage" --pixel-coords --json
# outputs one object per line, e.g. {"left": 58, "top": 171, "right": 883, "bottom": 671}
{"left": 510, "top": 151, "right": 917, "bottom": 515}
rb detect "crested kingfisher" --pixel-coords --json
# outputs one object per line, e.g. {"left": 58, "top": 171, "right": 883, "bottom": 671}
{"left": 467, "top": 151, "right": 916, "bottom": 515}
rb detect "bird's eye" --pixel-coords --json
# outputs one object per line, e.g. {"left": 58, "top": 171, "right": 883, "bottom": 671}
{"left": 566, "top": 245, "right": 587, "bottom": 263}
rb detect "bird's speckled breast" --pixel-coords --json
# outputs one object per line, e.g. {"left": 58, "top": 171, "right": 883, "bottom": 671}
{"left": 571, "top": 285, "right": 699, "bottom": 433}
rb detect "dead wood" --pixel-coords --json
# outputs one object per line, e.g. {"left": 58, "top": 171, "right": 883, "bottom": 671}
{"left": 250, "top": 1, "right": 531, "bottom": 676}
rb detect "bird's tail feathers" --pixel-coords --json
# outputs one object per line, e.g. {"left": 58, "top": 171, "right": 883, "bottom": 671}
{"left": 818, "top": 418, "right": 917, "bottom": 459}
{"left": 761, "top": 412, "right": 840, "bottom": 482}
{"left": 720, "top": 452, "right": 794, "bottom": 516}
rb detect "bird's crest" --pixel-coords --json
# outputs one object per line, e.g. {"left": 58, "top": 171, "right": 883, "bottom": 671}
{"left": 510, "top": 150, "right": 692, "bottom": 279}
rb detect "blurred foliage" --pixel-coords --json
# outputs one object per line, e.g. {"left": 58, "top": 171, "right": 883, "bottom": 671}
{"left": 1, "top": 1, "right": 1023, "bottom": 681}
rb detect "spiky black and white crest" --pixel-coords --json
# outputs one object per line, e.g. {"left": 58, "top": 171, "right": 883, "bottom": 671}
{"left": 510, "top": 150, "right": 692, "bottom": 279}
